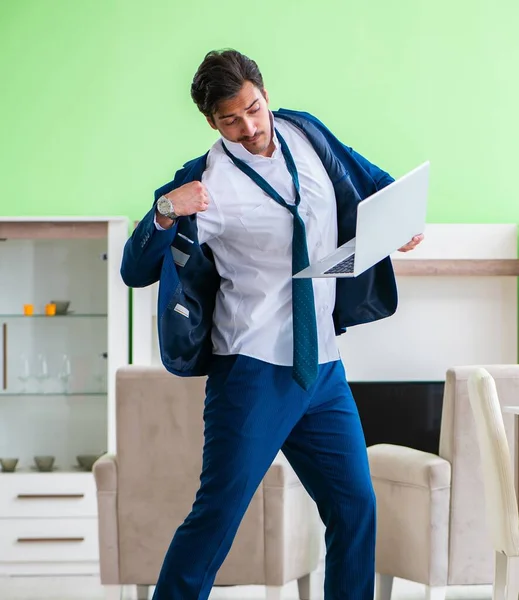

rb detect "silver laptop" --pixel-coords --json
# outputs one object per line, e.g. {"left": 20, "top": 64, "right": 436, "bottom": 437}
{"left": 294, "top": 161, "right": 430, "bottom": 279}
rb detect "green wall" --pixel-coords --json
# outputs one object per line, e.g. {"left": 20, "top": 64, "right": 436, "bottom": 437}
{"left": 0, "top": 0, "right": 518, "bottom": 225}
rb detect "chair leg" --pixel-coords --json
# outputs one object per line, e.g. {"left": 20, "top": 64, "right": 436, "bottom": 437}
{"left": 495, "top": 551, "right": 508, "bottom": 600}
{"left": 137, "top": 585, "right": 149, "bottom": 600}
{"left": 297, "top": 574, "right": 311, "bottom": 600}
{"left": 375, "top": 574, "right": 393, "bottom": 600}
{"left": 504, "top": 555, "right": 519, "bottom": 600}
{"left": 104, "top": 586, "right": 122, "bottom": 600}
{"left": 266, "top": 586, "right": 283, "bottom": 600}
{"left": 425, "top": 586, "right": 447, "bottom": 600}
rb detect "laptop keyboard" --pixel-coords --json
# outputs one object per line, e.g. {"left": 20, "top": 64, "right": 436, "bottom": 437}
{"left": 324, "top": 254, "right": 355, "bottom": 275}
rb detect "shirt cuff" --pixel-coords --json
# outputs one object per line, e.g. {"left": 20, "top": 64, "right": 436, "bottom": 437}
{"left": 153, "top": 212, "right": 167, "bottom": 231}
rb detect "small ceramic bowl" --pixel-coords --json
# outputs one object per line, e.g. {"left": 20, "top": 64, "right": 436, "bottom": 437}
{"left": 76, "top": 454, "right": 101, "bottom": 472}
{"left": 1, "top": 458, "right": 19, "bottom": 473}
{"left": 50, "top": 300, "right": 70, "bottom": 315}
{"left": 34, "top": 455, "right": 55, "bottom": 472}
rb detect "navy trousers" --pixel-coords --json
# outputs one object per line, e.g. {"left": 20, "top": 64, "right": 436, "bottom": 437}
{"left": 152, "top": 355, "right": 376, "bottom": 600}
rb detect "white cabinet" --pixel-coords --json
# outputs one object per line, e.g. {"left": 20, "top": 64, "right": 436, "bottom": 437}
{"left": 0, "top": 473, "right": 99, "bottom": 575}
{"left": 0, "top": 217, "right": 129, "bottom": 576}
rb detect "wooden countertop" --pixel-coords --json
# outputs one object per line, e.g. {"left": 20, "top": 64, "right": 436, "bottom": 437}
{"left": 393, "top": 259, "right": 519, "bottom": 276}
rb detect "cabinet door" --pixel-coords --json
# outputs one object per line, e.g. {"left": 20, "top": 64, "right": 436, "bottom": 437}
{"left": 0, "top": 223, "right": 111, "bottom": 472}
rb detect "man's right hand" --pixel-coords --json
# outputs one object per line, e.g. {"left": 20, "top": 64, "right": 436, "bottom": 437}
{"left": 155, "top": 181, "right": 210, "bottom": 229}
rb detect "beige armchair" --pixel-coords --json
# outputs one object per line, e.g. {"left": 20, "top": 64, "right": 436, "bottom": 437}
{"left": 93, "top": 366, "right": 321, "bottom": 600}
{"left": 368, "top": 365, "right": 519, "bottom": 600}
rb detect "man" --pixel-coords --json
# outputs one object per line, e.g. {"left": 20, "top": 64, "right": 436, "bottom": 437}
{"left": 121, "top": 49, "right": 423, "bottom": 600}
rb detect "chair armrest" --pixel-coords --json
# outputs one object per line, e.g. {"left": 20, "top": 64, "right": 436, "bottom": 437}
{"left": 93, "top": 453, "right": 120, "bottom": 584}
{"left": 263, "top": 455, "right": 322, "bottom": 586}
{"left": 368, "top": 444, "right": 451, "bottom": 490}
{"left": 93, "top": 453, "right": 117, "bottom": 492}
{"left": 263, "top": 455, "right": 301, "bottom": 489}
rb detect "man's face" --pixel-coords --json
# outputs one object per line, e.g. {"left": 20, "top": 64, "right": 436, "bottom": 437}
{"left": 208, "top": 81, "right": 272, "bottom": 156}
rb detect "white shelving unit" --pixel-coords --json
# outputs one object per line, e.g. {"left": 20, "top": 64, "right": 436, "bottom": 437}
{"left": 0, "top": 217, "right": 129, "bottom": 576}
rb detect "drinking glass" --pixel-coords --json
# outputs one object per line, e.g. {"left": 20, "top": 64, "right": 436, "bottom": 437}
{"left": 34, "top": 353, "right": 49, "bottom": 393}
{"left": 58, "top": 354, "right": 72, "bottom": 393}
{"left": 17, "top": 353, "right": 31, "bottom": 392}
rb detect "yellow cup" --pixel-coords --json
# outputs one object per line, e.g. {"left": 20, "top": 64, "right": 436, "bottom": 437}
{"left": 23, "top": 304, "right": 34, "bottom": 316}
{"left": 45, "top": 303, "right": 56, "bottom": 316}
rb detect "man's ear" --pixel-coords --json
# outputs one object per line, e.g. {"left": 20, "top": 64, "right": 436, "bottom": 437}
{"left": 206, "top": 115, "right": 218, "bottom": 131}
{"left": 263, "top": 89, "right": 270, "bottom": 105}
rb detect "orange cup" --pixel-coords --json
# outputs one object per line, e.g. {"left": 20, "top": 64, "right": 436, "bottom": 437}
{"left": 45, "top": 303, "right": 56, "bottom": 316}
{"left": 23, "top": 304, "right": 34, "bottom": 316}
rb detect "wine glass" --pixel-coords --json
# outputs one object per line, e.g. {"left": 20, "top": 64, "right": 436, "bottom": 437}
{"left": 17, "top": 353, "right": 31, "bottom": 392}
{"left": 58, "top": 354, "right": 72, "bottom": 394}
{"left": 34, "top": 353, "right": 49, "bottom": 393}
{"left": 92, "top": 353, "right": 107, "bottom": 393}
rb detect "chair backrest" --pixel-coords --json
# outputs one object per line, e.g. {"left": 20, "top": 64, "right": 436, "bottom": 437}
{"left": 439, "top": 365, "right": 519, "bottom": 584}
{"left": 467, "top": 368, "right": 519, "bottom": 557}
{"left": 115, "top": 366, "right": 208, "bottom": 582}
{"left": 113, "top": 365, "right": 272, "bottom": 585}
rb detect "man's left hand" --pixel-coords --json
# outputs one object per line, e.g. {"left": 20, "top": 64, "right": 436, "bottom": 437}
{"left": 398, "top": 234, "right": 424, "bottom": 253}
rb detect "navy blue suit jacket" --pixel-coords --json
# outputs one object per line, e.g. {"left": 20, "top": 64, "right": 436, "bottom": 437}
{"left": 121, "top": 109, "right": 398, "bottom": 376}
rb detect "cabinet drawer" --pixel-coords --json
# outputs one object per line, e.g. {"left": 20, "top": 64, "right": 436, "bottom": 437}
{"left": 0, "top": 518, "right": 99, "bottom": 563}
{"left": 0, "top": 473, "right": 97, "bottom": 518}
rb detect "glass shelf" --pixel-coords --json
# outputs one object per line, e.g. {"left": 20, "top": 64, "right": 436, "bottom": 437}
{"left": 0, "top": 392, "right": 107, "bottom": 397}
{"left": 0, "top": 314, "right": 107, "bottom": 318}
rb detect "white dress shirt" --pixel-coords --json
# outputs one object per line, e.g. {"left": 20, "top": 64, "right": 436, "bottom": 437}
{"left": 157, "top": 116, "right": 339, "bottom": 366}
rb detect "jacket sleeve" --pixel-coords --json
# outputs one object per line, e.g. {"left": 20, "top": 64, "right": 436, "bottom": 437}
{"left": 120, "top": 204, "right": 178, "bottom": 288}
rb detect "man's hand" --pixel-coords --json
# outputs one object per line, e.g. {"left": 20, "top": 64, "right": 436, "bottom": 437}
{"left": 156, "top": 181, "right": 210, "bottom": 229}
{"left": 398, "top": 234, "right": 424, "bottom": 253}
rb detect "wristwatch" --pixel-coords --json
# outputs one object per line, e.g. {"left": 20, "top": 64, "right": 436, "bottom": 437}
{"left": 156, "top": 195, "right": 179, "bottom": 221}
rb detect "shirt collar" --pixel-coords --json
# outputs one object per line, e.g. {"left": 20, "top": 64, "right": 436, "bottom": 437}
{"left": 221, "top": 112, "right": 281, "bottom": 163}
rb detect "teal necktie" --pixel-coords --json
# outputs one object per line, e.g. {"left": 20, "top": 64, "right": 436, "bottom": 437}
{"left": 222, "top": 130, "right": 318, "bottom": 390}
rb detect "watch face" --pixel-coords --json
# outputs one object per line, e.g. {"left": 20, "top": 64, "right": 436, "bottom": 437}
{"left": 157, "top": 196, "right": 173, "bottom": 216}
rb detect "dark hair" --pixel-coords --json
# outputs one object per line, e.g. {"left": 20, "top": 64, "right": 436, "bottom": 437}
{"left": 191, "top": 49, "right": 265, "bottom": 118}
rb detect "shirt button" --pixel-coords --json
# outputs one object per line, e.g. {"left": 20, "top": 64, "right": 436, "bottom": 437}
{"left": 316, "top": 241, "right": 322, "bottom": 248}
